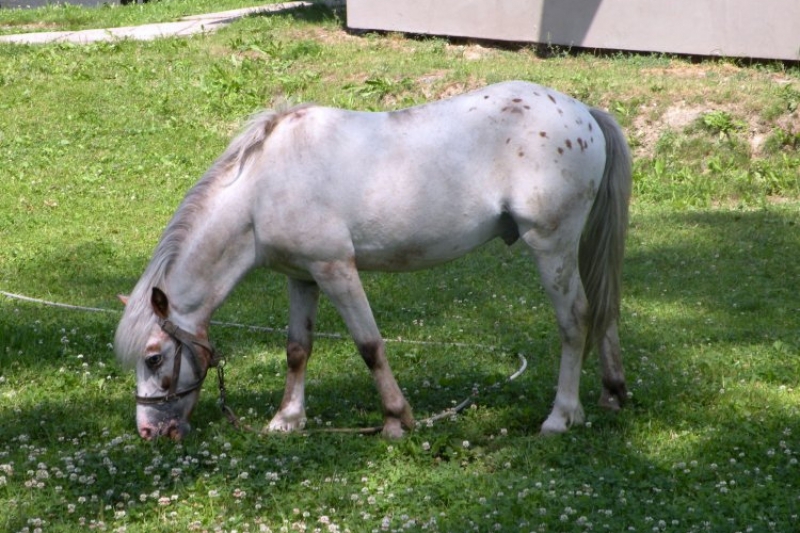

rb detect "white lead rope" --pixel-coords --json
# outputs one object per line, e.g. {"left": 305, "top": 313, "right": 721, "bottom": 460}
{"left": 0, "top": 290, "right": 501, "bottom": 349}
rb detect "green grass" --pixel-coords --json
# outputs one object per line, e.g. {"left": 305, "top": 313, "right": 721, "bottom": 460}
{"left": 1, "top": 2, "right": 800, "bottom": 532}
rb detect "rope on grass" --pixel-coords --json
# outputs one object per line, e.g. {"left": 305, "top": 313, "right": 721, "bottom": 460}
{"left": 1, "top": 290, "right": 528, "bottom": 433}
{"left": 0, "top": 290, "right": 501, "bottom": 349}
{"left": 307, "top": 352, "right": 528, "bottom": 435}
{"left": 1, "top": 291, "right": 117, "bottom": 314}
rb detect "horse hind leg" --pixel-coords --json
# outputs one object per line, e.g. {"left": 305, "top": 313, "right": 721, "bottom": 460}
{"left": 598, "top": 320, "right": 627, "bottom": 411}
{"left": 526, "top": 239, "right": 589, "bottom": 435}
{"left": 311, "top": 259, "right": 414, "bottom": 439}
{"left": 267, "top": 278, "right": 320, "bottom": 433}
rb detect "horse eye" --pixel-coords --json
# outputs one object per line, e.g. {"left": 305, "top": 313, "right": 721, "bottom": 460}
{"left": 144, "top": 354, "right": 163, "bottom": 370}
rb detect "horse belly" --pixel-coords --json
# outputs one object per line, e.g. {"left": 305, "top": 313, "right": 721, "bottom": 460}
{"left": 352, "top": 224, "right": 501, "bottom": 272}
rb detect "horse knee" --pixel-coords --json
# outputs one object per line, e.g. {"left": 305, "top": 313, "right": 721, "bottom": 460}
{"left": 286, "top": 341, "right": 309, "bottom": 371}
{"left": 357, "top": 340, "right": 384, "bottom": 369}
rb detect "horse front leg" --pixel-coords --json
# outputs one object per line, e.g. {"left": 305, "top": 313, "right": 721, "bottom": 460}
{"left": 312, "top": 259, "right": 414, "bottom": 439}
{"left": 267, "top": 278, "right": 319, "bottom": 433}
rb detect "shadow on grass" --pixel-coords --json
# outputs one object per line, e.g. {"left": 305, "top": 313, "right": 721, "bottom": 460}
{"left": 1, "top": 371, "right": 797, "bottom": 532}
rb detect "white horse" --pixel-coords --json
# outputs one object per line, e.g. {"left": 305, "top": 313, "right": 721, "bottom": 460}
{"left": 114, "top": 81, "right": 631, "bottom": 441}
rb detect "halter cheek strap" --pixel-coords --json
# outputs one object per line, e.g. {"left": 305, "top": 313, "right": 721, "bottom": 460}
{"left": 135, "top": 319, "right": 220, "bottom": 406}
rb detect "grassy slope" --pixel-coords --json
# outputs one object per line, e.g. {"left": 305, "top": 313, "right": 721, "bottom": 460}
{"left": 1, "top": 3, "right": 799, "bottom": 532}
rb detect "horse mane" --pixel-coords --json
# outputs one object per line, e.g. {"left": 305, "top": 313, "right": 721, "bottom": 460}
{"left": 114, "top": 104, "right": 313, "bottom": 367}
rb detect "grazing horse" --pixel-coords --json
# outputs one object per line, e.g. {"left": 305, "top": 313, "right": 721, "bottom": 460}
{"left": 114, "top": 81, "right": 631, "bottom": 441}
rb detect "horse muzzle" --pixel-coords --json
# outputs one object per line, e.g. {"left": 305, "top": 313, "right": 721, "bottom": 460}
{"left": 137, "top": 416, "right": 191, "bottom": 441}
{"left": 136, "top": 401, "right": 194, "bottom": 441}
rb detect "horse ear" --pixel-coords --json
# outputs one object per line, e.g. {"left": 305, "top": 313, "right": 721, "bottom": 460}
{"left": 151, "top": 288, "right": 170, "bottom": 319}
{"left": 117, "top": 294, "right": 129, "bottom": 306}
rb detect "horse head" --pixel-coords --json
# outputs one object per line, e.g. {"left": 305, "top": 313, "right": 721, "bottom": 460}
{"left": 124, "top": 288, "right": 218, "bottom": 441}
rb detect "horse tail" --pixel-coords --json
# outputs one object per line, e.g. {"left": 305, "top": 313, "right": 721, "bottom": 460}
{"left": 579, "top": 108, "right": 632, "bottom": 356}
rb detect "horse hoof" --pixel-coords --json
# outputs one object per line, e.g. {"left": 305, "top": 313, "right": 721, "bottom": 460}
{"left": 266, "top": 412, "right": 306, "bottom": 433}
{"left": 540, "top": 419, "right": 568, "bottom": 436}
{"left": 381, "top": 419, "right": 406, "bottom": 439}
{"left": 601, "top": 380, "right": 628, "bottom": 411}
{"left": 540, "top": 401, "right": 584, "bottom": 435}
{"left": 599, "top": 390, "right": 623, "bottom": 412}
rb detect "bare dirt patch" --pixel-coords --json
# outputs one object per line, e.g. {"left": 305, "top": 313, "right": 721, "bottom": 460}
{"left": 632, "top": 102, "right": 797, "bottom": 159}
{"left": 629, "top": 61, "right": 800, "bottom": 158}
{"left": 632, "top": 103, "right": 706, "bottom": 157}
{"left": 446, "top": 42, "right": 498, "bottom": 61}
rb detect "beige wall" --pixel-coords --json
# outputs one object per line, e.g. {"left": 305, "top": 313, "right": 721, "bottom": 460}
{"left": 346, "top": 0, "right": 800, "bottom": 61}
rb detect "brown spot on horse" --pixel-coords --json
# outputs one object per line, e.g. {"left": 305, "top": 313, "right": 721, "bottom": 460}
{"left": 502, "top": 106, "right": 525, "bottom": 115}
{"left": 358, "top": 341, "right": 382, "bottom": 370}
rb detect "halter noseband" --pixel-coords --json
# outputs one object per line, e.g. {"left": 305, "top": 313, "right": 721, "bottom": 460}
{"left": 135, "top": 319, "right": 221, "bottom": 406}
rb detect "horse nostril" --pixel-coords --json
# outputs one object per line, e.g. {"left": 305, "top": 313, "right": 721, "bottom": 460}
{"left": 139, "top": 426, "right": 154, "bottom": 440}
{"left": 166, "top": 420, "right": 186, "bottom": 441}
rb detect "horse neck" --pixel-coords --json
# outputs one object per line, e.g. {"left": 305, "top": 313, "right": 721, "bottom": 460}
{"left": 163, "top": 194, "right": 257, "bottom": 327}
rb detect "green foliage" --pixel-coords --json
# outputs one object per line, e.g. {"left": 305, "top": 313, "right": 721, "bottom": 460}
{"left": 765, "top": 127, "right": 800, "bottom": 152}
{"left": 699, "top": 110, "right": 746, "bottom": 141}
{"left": 344, "top": 76, "right": 416, "bottom": 107}
{"left": 777, "top": 83, "right": 800, "bottom": 113}
{"left": 609, "top": 97, "right": 642, "bottom": 128}
{"left": 1, "top": 2, "right": 799, "bottom": 532}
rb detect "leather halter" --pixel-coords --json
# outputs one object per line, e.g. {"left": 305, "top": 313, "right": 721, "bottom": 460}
{"left": 135, "top": 319, "right": 220, "bottom": 406}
